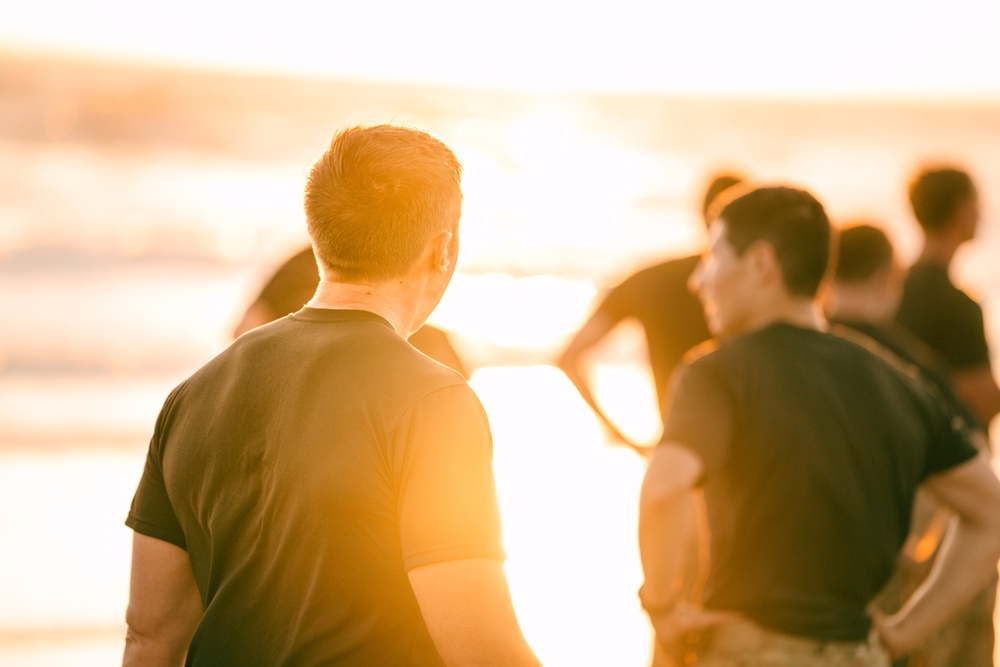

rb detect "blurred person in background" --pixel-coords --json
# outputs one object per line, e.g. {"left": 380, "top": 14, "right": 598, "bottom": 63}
{"left": 639, "top": 185, "right": 1000, "bottom": 667}
{"left": 827, "top": 223, "right": 990, "bottom": 667}
{"left": 825, "top": 223, "right": 977, "bottom": 426}
{"left": 896, "top": 166, "right": 1000, "bottom": 429}
{"left": 123, "top": 125, "right": 540, "bottom": 666}
{"left": 893, "top": 166, "right": 1000, "bottom": 666}
{"left": 558, "top": 172, "right": 744, "bottom": 453}
{"left": 234, "top": 245, "right": 469, "bottom": 378}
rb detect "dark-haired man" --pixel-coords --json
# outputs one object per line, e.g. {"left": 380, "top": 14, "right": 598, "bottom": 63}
{"left": 896, "top": 167, "right": 1000, "bottom": 431}
{"left": 639, "top": 186, "right": 1000, "bottom": 666}
{"left": 828, "top": 223, "right": 992, "bottom": 666}
{"left": 894, "top": 166, "right": 1000, "bottom": 666}
{"left": 123, "top": 126, "right": 540, "bottom": 666}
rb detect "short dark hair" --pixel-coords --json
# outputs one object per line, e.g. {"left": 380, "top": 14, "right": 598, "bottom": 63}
{"left": 701, "top": 173, "right": 744, "bottom": 224}
{"left": 718, "top": 186, "right": 832, "bottom": 297}
{"left": 834, "top": 224, "right": 894, "bottom": 283}
{"left": 304, "top": 125, "right": 463, "bottom": 281}
{"left": 908, "top": 167, "right": 975, "bottom": 233}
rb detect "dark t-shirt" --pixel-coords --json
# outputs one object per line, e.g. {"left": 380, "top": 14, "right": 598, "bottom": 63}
{"left": 127, "top": 308, "right": 505, "bottom": 666}
{"left": 662, "top": 323, "right": 977, "bottom": 641}
{"left": 596, "top": 255, "right": 710, "bottom": 407}
{"left": 830, "top": 318, "right": 981, "bottom": 430}
{"left": 895, "top": 260, "right": 991, "bottom": 371}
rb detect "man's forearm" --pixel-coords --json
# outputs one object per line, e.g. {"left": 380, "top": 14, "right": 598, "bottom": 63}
{"left": 882, "top": 516, "right": 1000, "bottom": 653}
{"left": 638, "top": 484, "right": 696, "bottom": 611}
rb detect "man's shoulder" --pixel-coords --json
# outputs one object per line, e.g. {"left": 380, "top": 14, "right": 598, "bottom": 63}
{"left": 627, "top": 254, "right": 700, "bottom": 282}
{"left": 902, "top": 262, "right": 979, "bottom": 310}
{"left": 699, "top": 324, "right": 871, "bottom": 370}
{"left": 607, "top": 254, "right": 700, "bottom": 304}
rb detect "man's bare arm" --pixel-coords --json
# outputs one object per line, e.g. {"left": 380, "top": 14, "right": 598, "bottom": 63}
{"left": 952, "top": 364, "right": 1000, "bottom": 427}
{"left": 877, "top": 454, "right": 1000, "bottom": 657}
{"left": 408, "top": 558, "right": 541, "bottom": 667}
{"left": 558, "top": 312, "right": 646, "bottom": 454}
{"left": 123, "top": 533, "right": 203, "bottom": 667}
{"left": 638, "top": 444, "right": 734, "bottom": 651}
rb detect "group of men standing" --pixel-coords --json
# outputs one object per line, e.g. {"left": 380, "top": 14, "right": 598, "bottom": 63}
{"left": 123, "top": 124, "right": 1000, "bottom": 667}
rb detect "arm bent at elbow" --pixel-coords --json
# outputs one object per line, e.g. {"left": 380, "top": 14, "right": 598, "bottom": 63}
{"left": 877, "top": 455, "right": 1000, "bottom": 657}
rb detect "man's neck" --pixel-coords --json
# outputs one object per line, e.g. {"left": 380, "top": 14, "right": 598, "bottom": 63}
{"left": 308, "top": 279, "right": 417, "bottom": 337}
{"left": 732, "top": 296, "right": 825, "bottom": 339}
{"left": 920, "top": 232, "right": 962, "bottom": 269}
{"left": 826, "top": 285, "right": 890, "bottom": 328}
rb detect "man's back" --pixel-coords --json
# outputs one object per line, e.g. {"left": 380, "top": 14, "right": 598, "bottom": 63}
{"left": 599, "top": 255, "right": 710, "bottom": 403}
{"left": 896, "top": 261, "right": 990, "bottom": 371}
{"left": 128, "top": 308, "right": 504, "bottom": 665}
{"left": 664, "top": 324, "right": 976, "bottom": 639}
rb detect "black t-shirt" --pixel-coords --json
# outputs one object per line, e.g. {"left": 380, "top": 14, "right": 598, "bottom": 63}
{"left": 662, "top": 323, "right": 977, "bottom": 641}
{"left": 830, "top": 318, "right": 981, "bottom": 430}
{"left": 895, "top": 260, "right": 991, "bottom": 371}
{"left": 127, "top": 309, "right": 505, "bottom": 666}
{"left": 596, "top": 255, "right": 710, "bottom": 407}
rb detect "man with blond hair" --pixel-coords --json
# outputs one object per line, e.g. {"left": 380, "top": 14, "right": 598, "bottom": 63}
{"left": 123, "top": 125, "right": 540, "bottom": 666}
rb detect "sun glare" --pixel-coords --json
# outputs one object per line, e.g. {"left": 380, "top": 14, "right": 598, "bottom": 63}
{"left": 470, "top": 366, "right": 653, "bottom": 666}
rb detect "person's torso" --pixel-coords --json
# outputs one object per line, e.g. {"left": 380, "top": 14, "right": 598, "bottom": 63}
{"left": 694, "top": 324, "right": 964, "bottom": 640}
{"left": 163, "top": 309, "right": 462, "bottom": 665}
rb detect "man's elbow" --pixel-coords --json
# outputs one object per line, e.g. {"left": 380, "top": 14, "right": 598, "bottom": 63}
{"left": 640, "top": 444, "right": 702, "bottom": 510}
{"left": 123, "top": 606, "right": 197, "bottom": 666}
{"left": 122, "top": 624, "right": 185, "bottom": 667}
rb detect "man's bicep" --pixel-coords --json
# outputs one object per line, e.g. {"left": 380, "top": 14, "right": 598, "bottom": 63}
{"left": 643, "top": 443, "right": 704, "bottom": 500}
{"left": 408, "top": 558, "right": 538, "bottom": 666}
{"left": 923, "top": 455, "right": 1000, "bottom": 528}
{"left": 125, "top": 533, "right": 202, "bottom": 660}
{"left": 559, "top": 311, "right": 620, "bottom": 365}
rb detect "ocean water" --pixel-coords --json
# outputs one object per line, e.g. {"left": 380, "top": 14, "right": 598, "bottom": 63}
{"left": 2, "top": 54, "right": 1000, "bottom": 665}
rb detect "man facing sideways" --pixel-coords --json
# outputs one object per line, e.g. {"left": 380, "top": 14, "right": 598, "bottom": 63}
{"left": 123, "top": 125, "right": 540, "bottom": 666}
{"left": 825, "top": 223, "right": 976, "bottom": 428}
{"left": 639, "top": 186, "right": 1000, "bottom": 666}
{"left": 895, "top": 166, "right": 1000, "bottom": 430}
{"left": 893, "top": 168, "right": 1000, "bottom": 666}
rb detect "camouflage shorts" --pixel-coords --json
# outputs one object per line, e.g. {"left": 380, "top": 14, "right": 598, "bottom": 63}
{"left": 654, "top": 621, "right": 890, "bottom": 667}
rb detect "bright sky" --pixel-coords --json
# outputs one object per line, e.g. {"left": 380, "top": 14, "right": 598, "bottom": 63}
{"left": 2, "top": 0, "right": 1000, "bottom": 98}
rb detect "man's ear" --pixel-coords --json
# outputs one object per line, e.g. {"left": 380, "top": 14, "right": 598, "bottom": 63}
{"left": 747, "top": 240, "right": 779, "bottom": 285}
{"left": 429, "top": 230, "right": 454, "bottom": 274}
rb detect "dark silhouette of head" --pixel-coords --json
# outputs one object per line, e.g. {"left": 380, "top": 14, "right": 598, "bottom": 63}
{"left": 701, "top": 173, "right": 745, "bottom": 225}
{"left": 834, "top": 224, "right": 894, "bottom": 284}
{"left": 304, "top": 125, "right": 463, "bottom": 281}
{"left": 717, "top": 186, "right": 832, "bottom": 298}
{"left": 908, "top": 167, "right": 976, "bottom": 233}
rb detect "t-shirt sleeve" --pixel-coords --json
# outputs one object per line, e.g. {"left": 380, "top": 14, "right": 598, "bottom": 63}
{"left": 921, "top": 386, "right": 980, "bottom": 478}
{"left": 125, "top": 388, "right": 187, "bottom": 550}
{"left": 392, "top": 384, "right": 506, "bottom": 571}
{"left": 660, "top": 358, "right": 736, "bottom": 479}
